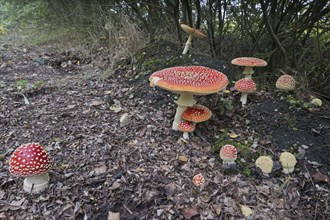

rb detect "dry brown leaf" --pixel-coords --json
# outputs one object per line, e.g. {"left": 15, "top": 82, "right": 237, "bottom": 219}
{"left": 109, "top": 181, "right": 121, "bottom": 190}
{"left": 91, "top": 100, "right": 103, "bottom": 106}
{"left": 164, "top": 182, "right": 176, "bottom": 196}
{"left": 178, "top": 155, "right": 188, "bottom": 162}
{"left": 312, "top": 171, "right": 329, "bottom": 183}
{"left": 0, "top": 190, "right": 5, "bottom": 200}
{"left": 108, "top": 211, "right": 120, "bottom": 220}
{"left": 94, "top": 164, "right": 107, "bottom": 175}
{"left": 181, "top": 207, "right": 199, "bottom": 219}
{"left": 212, "top": 204, "right": 222, "bottom": 216}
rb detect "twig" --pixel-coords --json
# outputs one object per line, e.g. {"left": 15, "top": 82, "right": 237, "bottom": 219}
{"left": 304, "top": 165, "right": 315, "bottom": 187}
{"left": 123, "top": 204, "right": 133, "bottom": 215}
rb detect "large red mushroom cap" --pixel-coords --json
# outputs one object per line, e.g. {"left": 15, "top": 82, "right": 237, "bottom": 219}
{"left": 9, "top": 143, "right": 52, "bottom": 177}
{"left": 149, "top": 66, "right": 229, "bottom": 95}
{"left": 231, "top": 57, "right": 267, "bottom": 67}
{"left": 234, "top": 78, "right": 256, "bottom": 94}
{"left": 182, "top": 104, "right": 212, "bottom": 123}
{"left": 276, "top": 74, "right": 295, "bottom": 91}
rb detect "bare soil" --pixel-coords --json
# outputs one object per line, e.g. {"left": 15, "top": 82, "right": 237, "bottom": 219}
{"left": 0, "top": 41, "right": 329, "bottom": 220}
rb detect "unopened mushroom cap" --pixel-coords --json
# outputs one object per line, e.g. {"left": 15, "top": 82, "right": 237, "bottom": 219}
{"left": 180, "top": 24, "right": 206, "bottom": 38}
{"left": 276, "top": 74, "right": 295, "bottom": 91}
{"left": 192, "top": 173, "right": 205, "bottom": 186}
{"left": 178, "top": 121, "right": 195, "bottom": 132}
{"left": 234, "top": 78, "right": 256, "bottom": 93}
{"left": 311, "top": 98, "right": 322, "bottom": 107}
{"left": 181, "top": 104, "right": 212, "bottom": 123}
{"left": 219, "top": 144, "right": 238, "bottom": 162}
{"left": 279, "top": 152, "right": 297, "bottom": 174}
{"left": 9, "top": 143, "right": 52, "bottom": 177}
{"left": 231, "top": 57, "right": 267, "bottom": 67}
{"left": 255, "top": 156, "right": 273, "bottom": 175}
{"left": 149, "top": 66, "right": 229, "bottom": 95}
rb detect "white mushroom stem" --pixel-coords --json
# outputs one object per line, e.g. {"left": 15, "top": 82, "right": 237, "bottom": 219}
{"left": 240, "top": 93, "right": 248, "bottom": 106}
{"left": 23, "top": 173, "right": 50, "bottom": 193}
{"left": 172, "top": 93, "right": 196, "bottom": 130}
{"left": 172, "top": 106, "right": 187, "bottom": 130}
{"left": 182, "top": 34, "right": 193, "bottom": 55}
{"left": 182, "top": 131, "right": 189, "bottom": 139}
{"left": 243, "top": 66, "right": 254, "bottom": 78}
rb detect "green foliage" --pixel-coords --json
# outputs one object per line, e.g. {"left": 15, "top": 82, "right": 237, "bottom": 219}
{"left": 14, "top": 79, "right": 45, "bottom": 105}
{"left": 219, "top": 97, "right": 235, "bottom": 115}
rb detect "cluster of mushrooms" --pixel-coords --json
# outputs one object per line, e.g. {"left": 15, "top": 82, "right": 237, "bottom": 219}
{"left": 6, "top": 24, "right": 316, "bottom": 195}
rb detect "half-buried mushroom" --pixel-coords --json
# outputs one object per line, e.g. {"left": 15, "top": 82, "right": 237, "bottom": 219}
{"left": 149, "top": 66, "right": 229, "bottom": 130}
{"left": 178, "top": 120, "right": 196, "bottom": 139}
{"left": 219, "top": 144, "right": 238, "bottom": 168}
{"left": 276, "top": 74, "right": 295, "bottom": 92}
{"left": 279, "top": 152, "right": 297, "bottom": 174}
{"left": 255, "top": 156, "right": 273, "bottom": 176}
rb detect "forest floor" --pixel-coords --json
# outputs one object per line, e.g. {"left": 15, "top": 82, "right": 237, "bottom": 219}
{"left": 0, "top": 40, "right": 329, "bottom": 220}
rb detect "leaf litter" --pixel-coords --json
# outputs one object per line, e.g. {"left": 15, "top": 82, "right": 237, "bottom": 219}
{"left": 0, "top": 42, "right": 329, "bottom": 219}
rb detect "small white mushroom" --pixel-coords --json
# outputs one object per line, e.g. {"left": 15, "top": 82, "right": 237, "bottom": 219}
{"left": 255, "top": 156, "right": 273, "bottom": 176}
{"left": 279, "top": 152, "right": 297, "bottom": 174}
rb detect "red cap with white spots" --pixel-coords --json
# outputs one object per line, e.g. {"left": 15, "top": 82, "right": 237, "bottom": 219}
{"left": 192, "top": 173, "right": 205, "bottom": 186}
{"left": 234, "top": 78, "right": 257, "bottom": 93}
{"left": 9, "top": 143, "right": 52, "bottom": 177}
{"left": 149, "top": 66, "right": 229, "bottom": 95}
{"left": 231, "top": 57, "right": 267, "bottom": 67}
{"left": 182, "top": 104, "right": 212, "bottom": 123}
{"left": 178, "top": 121, "right": 196, "bottom": 132}
{"left": 219, "top": 144, "right": 238, "bottom": 162}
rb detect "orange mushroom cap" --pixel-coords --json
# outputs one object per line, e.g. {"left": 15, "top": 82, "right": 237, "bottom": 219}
{"left": 181, "top": 24, "right": 206, "bottom": 38}
{"left": 276, "top": 74, "right": 295, "bottom": 91}
{"left": 182, "top": 104, "right": 212, "bottom": 123}
{"left": 231, "top": 57, "right": 267, "bottom": 67}
{"left": 234, "top": 78, "right": 256, "bottom": 93}
{"left": 149, "top": 66, "right": 229, "bottom": 95}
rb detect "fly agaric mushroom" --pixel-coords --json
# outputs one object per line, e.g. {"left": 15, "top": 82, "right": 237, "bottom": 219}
{"left": 219, "top": 144, "right": 238, "bottom": 168}
{"left": 178, "top": 120, "right": 196, "bottom": 139}
{"left": 149, "top": 66, "right": 229, "bottom": 130}
{"left": 9, "top": 143, "right": 52, "bottom": 193}
{"left": 276, "top": 74, "right": 295, "bottom": 91}
{"left": 182, "top": 104, "right": 212, "bottom": 123}
{"left": 181, "top": 24, "right": 206, "bottom": 55}
{"left": 279, "top": 152, "right": 297, "bottom": 174}
{"left": 234, "top": 78, "right": 256, "bottom": 106}
{"left": 255, "top": 156, "right": 273, "bottom": 176}
{"left": 192, "top": 173, "right": 205, "bottom": 186}
{"left": 231, "top": 57, "right": 267, "bottom": 79}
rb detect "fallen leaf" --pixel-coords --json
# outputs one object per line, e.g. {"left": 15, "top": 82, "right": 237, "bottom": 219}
{"left": 312, "top": 171, "right": 329, "bottom": 183}
{"left": 109, "top": 181, "right": 121, "bottom": 190}
{"left": 229, "top": 132, "right": 238, "bottom": 138}
{"left": 181, "top": 207, "right": 199, "bottom": 219}
{"left": 94, "top": 164, "right": 107, "bottom": 175}
{"left": 67, "top": 104, "right": 76, "bottom": 109}
{"left": 0, "top": 190, "right": 5, "bottom": 200}
{"left": 91, "top": 100, "right": 103, "bottom": 106}
{"left": 212, "top": 204, "right": 222, "bottom": 216}
{"left": 178, "top": 155, "right": 188, "bottom": 162}
{"left": 240, "top": 205, "right": 253, "bottom": 217}
{"left": 164, "top": 182, "right": 176, "bottom": 196}
{"left": 108, "top": 211, "right": 120, "bottom": 220}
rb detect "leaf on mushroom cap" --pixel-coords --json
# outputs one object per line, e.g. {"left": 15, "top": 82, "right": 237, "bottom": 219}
{"left": 231, "top": 57, "right": 267, "bottom": 67}
{"left": 9, "top": 143, "right": 52, "bottom": 177}
{"left": 178, "top": 121, "right": 196, "bottom": 132}
{"left": 234, "top": 78, "right": 257, "bottom": 93}
{"left": 149, "top": 66, "right": 229, "bottom": 95}
{"left": 180, "top": 24, "right": 206, "bottom": 38}
{"left": 219, "top": 144, "right": 238, "bottom": 161}
{"left": 276, "top": 74, "right": 295, "bottom": 91}
{"left": 182, "top": 104, "right": 212, "bottom": 123}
